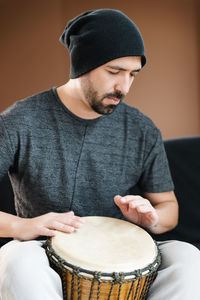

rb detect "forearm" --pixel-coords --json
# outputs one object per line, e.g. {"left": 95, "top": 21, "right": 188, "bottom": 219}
{"left": 0, "top": 210, "right": 84, "bottom": 241}
{"left": 0, "top": 211, "right": 21, "bottom": 238}
{"left": 114, "top": 191, "right": 179, "bottom": 235}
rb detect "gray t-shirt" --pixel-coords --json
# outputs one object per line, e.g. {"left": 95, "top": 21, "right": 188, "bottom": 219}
{"left": 0, "top": 87, "right": 174, "bottom": 219}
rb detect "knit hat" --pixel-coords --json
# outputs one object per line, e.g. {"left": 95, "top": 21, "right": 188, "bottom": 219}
{"left": 60, "top": 9, "right": 146, "bottom": 78}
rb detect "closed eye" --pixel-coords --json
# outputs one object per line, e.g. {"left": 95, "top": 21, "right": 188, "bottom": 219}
{"left": 108, "top": 70, "right": 135, "bottom": 78}
{"left": 108, "top": 71, "right": 119, "bottom": 75}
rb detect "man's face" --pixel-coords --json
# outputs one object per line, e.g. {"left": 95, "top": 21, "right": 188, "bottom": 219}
{"left": 79, "top": 56, "right": 142, "bottom": 115}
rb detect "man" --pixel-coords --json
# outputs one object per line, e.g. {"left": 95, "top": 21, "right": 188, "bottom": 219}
{"left": 0, "top": 9, "right": 200, "bottom": 300}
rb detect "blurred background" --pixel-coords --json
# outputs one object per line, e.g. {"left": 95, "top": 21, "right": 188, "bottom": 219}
{"left": 0, "top": 0, "right": 199, "bottom": 138}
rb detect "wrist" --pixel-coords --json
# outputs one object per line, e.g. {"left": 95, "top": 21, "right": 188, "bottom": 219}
{"left": 11, "top": 216, "right": 26, "bottom": 239}
{"left": 148, "top": 222, "right": 160, "bottom": 234}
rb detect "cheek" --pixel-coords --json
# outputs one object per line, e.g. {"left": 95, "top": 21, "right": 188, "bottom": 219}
{"left": 90, "top": 71, "right": 116, "bottom": 95}
{"left": 99, "top": 75, "right": 116, "bottom": 93}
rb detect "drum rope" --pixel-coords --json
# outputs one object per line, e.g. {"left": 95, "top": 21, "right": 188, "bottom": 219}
{"left": 140, "top": 276, "right": 149, "bottom": 299}
{"left": 134, "top": 277, "right": 141, "bottom": 300}
{"left": 144, "top": 272, "right": 158, "bottom": 299}
{"left": 113, "top": 273, "right": 125, "bottom": 300}
{"left": 71, "top": 267, "right": 81, "bottom": 299}
{"left": 88, "top": 272, "right": 102, "bottom": 300}
{"left": 117, "top": 283, "right": 122, "bottom": 300}
{"left": 77, "top": 276, "right": 81, "bottom": 299}
{"left": 126, "top": 280, "right": 135, "bottom": 300}
{"left": 140, "top": 274, "right": 153, "bottom": 299}
{"left": 61, "top": 269, "right": 67, "bottom": 299}
{"left": 88, "top": 275, "right": 95, "bottom": 299}
{"left": 97, "top": 280, "right": 101, "bottom": 300}
{"left": 70, "top": 272, "right": 74, "bottom": 300}
{"left": 107, "top": 283, "right": 114, "bottom": 299}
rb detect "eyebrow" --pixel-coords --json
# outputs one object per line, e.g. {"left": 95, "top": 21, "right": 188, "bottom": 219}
{"left": 106, "top": 65, "right": 142, "bottom": 73}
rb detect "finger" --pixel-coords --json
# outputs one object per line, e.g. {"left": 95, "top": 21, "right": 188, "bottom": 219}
{"left": 40, "top": 227, "right": 57, "bottom": 237}
{"left": 120, "top": 195, "right": 143, "bottom": 202}
{"left": 57, "top": 211, "right": 74, "bottom": 218}
{"left": 50, "top": 221, "right": 76, "bottom": 233}
{"left": 114, "top": 195, "right": 128, "bottom": 207}
{"left": 133, "top": 204, "right": 154, "bottom": 213}
{"left": 56, "top": 211, "right": 75, "bottom": 219}
{"left": 55, "top": 215, "right": 85, "bottom": 227}
{"left": 71, "top": 216, "right": 85, "bottom": 224}
{"left": 127, "top": 199, "right": 152, "bottom": 211}
{"left": 122, "top": 196, "right": 150, "bottom": 206}
{"left": 114, "top": 196, "right": 141, "bottom": 210}
{"left": 66, "top": 211, "right": 75, "bottom": 216}
{"left": 68, "top": 218, "right": 85, "bottom": 228}
{"left": 60, "top": 211, "right": 85, "bottom": 224}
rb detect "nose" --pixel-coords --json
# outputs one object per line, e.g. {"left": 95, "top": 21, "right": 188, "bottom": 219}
{"left": 114, "top": 74, "right": 132, "bottom": 95}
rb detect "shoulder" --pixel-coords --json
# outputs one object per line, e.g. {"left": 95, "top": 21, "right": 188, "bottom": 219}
{"left": 1, "top": 88, "right": 54, "bottom": 118}
{"left": 0, "top": 88, "right": 57, "bottom": 131}
{"left": 0, "top": 88, "right": 57, "bottom": 140}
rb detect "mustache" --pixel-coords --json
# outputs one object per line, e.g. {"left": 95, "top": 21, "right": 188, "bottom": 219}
{"left": 103, "top": 92, "right": 125, "bottom": 101}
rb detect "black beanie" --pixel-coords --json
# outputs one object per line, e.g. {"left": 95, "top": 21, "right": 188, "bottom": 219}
{"left": 60, "top": 9, "right": 146, "bottom": 79}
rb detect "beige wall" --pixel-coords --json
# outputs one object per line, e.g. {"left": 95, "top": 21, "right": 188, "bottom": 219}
{"left": 0, "top": 0, "right": 199, "bottom": 138}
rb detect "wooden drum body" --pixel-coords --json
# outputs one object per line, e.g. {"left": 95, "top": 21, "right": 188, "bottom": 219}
{"left": 45, "top": 217, "right": 161, "bottom": 300}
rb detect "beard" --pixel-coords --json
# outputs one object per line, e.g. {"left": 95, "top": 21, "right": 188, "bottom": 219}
{"left": 81, "top": 78, "right": 125, "bottom": 115}
{"left": 90, "top": 91, "right": 125, "bottom": 115}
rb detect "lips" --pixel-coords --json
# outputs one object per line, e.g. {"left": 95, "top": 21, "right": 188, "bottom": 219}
{"left": 106, "top": 96, "right": 120, "bottom": 105}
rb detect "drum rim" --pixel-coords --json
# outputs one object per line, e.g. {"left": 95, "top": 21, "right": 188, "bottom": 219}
{"left": 44, "top": 239, "right": 161, "bottom": 280}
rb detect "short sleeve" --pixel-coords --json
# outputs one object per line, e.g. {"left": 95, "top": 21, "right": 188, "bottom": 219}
{"left": 0, "top": 116, "right": 14, "bottom": 179}
{"left": 139, "top": 129, "right": 174, "bottom": 193}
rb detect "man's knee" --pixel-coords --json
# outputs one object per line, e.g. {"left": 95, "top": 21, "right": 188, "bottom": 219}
{"left": 0, "top": 240, "right": 63, "bottom": 299}
{"left": 159, "top": 240, "right": 200, "bottom": 275}
{"left": 0, "top": 240, "right": 48, "bottom": 286}
{"left": 148, "top": 240, "right": 200, "bottom": 300}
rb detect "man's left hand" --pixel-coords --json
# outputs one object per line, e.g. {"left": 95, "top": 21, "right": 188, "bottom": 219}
{"left": 114, "top": 195, "right": 159, "bottom": 230}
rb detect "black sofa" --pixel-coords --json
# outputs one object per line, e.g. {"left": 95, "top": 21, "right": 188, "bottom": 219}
{"left": 0, "top": 136, "right": 200, "bottom": 249}
{"left": 152, "top": 136, "right": 200, "bottom": 249}
{"left": 0, "top": 174, "right": 15, "bottom": 247}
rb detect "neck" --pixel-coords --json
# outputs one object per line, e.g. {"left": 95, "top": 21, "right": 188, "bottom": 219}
{"left": 57, "top": 80, "right": 102, "bottom": 120}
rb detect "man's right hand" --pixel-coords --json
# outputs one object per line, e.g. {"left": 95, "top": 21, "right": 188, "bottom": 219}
{"left": 12, "top": 211, "right": 84, "bottom": 241}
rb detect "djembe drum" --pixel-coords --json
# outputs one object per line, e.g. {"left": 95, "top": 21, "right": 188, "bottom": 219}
{"left": 45, "top": 216, "right": 161, "bottom": 300}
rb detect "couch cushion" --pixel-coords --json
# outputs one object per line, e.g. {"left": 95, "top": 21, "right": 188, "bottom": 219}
{"left": 152, "top": 136, "right": 200, "bottom": 249}
{"left": 0, "top": 174, "right": 15, "bottom": 247}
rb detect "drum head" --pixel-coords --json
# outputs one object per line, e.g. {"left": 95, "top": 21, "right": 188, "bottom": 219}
{"left": 51, "top": 216, "right": 158, "bottom": 273}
